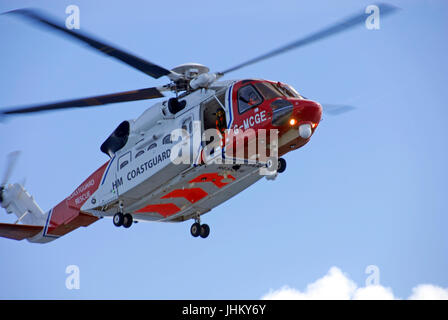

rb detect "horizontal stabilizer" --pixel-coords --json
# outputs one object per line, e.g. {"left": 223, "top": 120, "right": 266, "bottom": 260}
{"left": 0, "top": 222, "right": 43, "bottom": 240}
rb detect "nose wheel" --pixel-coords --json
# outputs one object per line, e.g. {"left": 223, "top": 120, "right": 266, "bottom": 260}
{"left": 265, "top": 157, "right": 286, "bottom": 173}
{"left": 190, "top": 218, "right": 210, "bottom": 238}
{"left": 277, "top": 157, "right": 287, "bottom": 173}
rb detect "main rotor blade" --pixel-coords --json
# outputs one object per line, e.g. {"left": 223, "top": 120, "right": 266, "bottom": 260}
{"left": 2, "top": 151, "right": 21, "bottom": 186}
{"left": 1, "top": 87, "right": 164, "bottom": 115}
{"left": 322, "top": 104, "right": 356, "bottom": 116}
{"left": 219, "top": 3, "right": 399, "bottom": 75}
{"left": 3, "top": 9, "right": 177, "bottom": 80}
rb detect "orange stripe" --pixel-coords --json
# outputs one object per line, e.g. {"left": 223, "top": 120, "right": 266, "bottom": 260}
{"left": 189, "top": 173, "right": 235, "bottom": 188}
{"left": 136, "top": 203, "right": 181, "bottom": 218}
{"left": 161, "top": 188, "right": 208, "bottom": 203}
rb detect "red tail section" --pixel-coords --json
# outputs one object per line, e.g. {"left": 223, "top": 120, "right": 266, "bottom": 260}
{"left": 0, "top": 223, "right": 43, "bottom": 240}
{"left": 43, "top": 162, "right": 108, "bottom": 238}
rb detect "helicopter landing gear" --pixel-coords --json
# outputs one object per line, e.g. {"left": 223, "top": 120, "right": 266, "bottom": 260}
{"left": 199, "top": 224, "right": 210, "bottom": 238}
{"left": 277, "top": 158, "right": 287, "bottom": 173}
{"left": 113, "top": 212, "right": 133, "bottom": 228}
{"left": 122, "top": 213, "right": 133, "bottom": 228}
{"left": 265, "top": 157, "right": 286, "bottom": 173}
{"left": 113, "top": 212, "right": 124, "bottom": 227}
{"left": 190, "top": 222, "right": 201, "bottom": 237}
{"left": 190, "top": 216, "right": 210, "bottom": 238}
{"left": 113, "top": 200, "right": 133, "bottom": 228}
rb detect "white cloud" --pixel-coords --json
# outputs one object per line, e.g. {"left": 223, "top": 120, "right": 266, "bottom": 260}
{"left": 352, "top": 285, "right": 395, "bottom": 300}
{"left": 409, "top": 284, "right": 448, "bottom": 300}
{"left": 262, "top": 267, "right": 448, "bottom": 300}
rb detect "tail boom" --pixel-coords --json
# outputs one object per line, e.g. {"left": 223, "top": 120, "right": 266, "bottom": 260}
{"left": 1, "top": 161, "right": 109, "bottom": 243}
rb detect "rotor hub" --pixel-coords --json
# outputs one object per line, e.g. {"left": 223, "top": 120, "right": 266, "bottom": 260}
{"left": 171, "top": 63, "right": 210, "bottom": 80}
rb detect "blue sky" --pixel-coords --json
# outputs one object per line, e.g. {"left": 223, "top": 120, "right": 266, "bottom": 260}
{"left": 0, "top": 0, "right": 447, "bottom": 299}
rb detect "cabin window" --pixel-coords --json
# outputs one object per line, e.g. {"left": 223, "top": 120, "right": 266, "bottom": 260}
{"left": 182, "top": 117, "right": 193, "bottom": 135}
{"left": 162, "top": 134, "right": 172, "bottom": 144}
{"left": 147, "top": 142, "right": 157, "bottom": 150}
{"left": 216, "top": 90, "right": 226, "bottom": 107}
{"left": 120, "top": 161, "right": 128, "bottom": 169}
{"left": 135, "top": 150, "right": 145, "bottom": 158}
{"left": 238, "top": 84, "right": 263, "bottom": 114}
{"left": 201, "top": 90, "right": 227, "bottom": 134}
{"left": 118, "top": 152, "right": 131, "bottom": 170}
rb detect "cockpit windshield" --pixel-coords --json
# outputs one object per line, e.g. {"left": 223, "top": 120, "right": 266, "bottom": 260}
{"left": 279, "top": 83, "right": 302, "bottom": 98}
{"left": 253, "top": 82, "right": 283, "bottom": 100}
{"left": 253, "top": 81, "right": 303, "bottom": 100}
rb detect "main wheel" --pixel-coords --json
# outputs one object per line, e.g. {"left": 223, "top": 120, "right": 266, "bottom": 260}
{"left": 277, "top": 158, "right": 287, "bottom": 173}
{"left": 200, "top": 224, "right": 210, "bottom": 238}
{"left": 190, "top": 222, "right": 201, "bottom": 237}
{"left": 122, "top": 213, "right": 133, "bottom": 228}
{"left": 113, "top": 212, "right": 124, "bottom": 227}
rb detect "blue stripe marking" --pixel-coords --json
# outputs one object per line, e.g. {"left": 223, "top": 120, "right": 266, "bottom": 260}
{"left": 101, "top": 156, "right": 115, "bottom": 185}
{"left": 222, "top": 84, "right": 235, "bottom": 160}
{"left": 227, "top": 84, "right": 233, "bottom": 129}
{"left": 43, "top": 209, "right": 59, "bottom": 239}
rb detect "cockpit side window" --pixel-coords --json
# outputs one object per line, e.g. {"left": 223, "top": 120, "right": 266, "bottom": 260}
{"left": 238, "top": 84, "right": 263, "bottom": 114}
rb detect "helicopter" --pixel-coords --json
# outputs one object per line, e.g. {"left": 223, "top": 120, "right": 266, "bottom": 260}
{"left": 0, "top": 5, "right": 397, "bottom": 243}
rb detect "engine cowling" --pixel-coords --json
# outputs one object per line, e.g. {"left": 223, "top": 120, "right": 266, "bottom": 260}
{"left": 100, "top": 120, "right": 131, "bottom": 157}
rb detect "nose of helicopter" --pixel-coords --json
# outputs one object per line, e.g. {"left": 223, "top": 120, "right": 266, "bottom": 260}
{"left": 288, "top": 99, "right": 322, "bottom": 139}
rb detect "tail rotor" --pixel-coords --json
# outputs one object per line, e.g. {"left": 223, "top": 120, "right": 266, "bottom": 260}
{"left": 0, "top": 151, "right": 21, "bottom": 203}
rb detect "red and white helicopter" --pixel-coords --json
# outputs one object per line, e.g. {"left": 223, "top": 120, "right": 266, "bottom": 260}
{"left": 0, "top": 5, "right": 397, "bottom": 243}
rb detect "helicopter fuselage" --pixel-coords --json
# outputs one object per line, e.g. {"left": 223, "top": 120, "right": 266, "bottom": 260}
{"left": 1, "top": 79, "right": 321, "bottom": 243}
{"left": 21, "top": 79, "right": 321, "bottom": 242}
